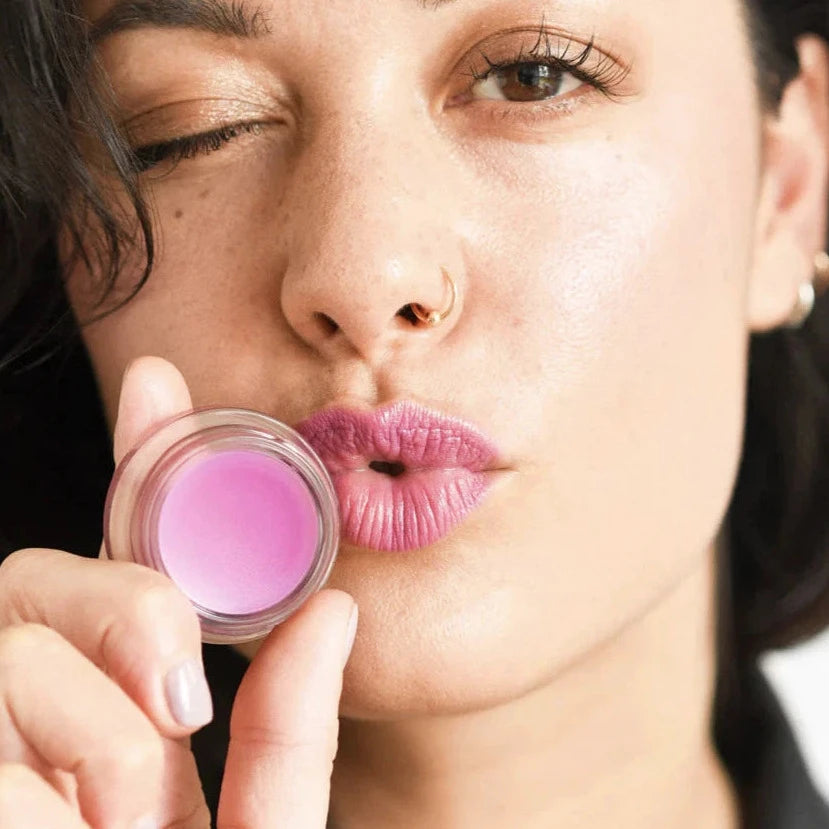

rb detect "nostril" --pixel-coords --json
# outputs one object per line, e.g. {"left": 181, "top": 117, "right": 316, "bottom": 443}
{"left": 397, "top": 305, "right": 420, "bottom": 326}
{"left": 315, "top": 312, "right": 339, "bottom": 335}
{"left": 369, "top": 460, "right": 406, "bottom": 477}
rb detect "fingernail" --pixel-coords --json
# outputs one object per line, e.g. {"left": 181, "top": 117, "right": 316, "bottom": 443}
{"left": 342, "top": 603, "right": 359, "bottom": 668}
{"left": 133, "top": 815, "right": 159, "bottom": 829}
{"left": 164, "top": 658, "right": 213, "bottom": 727}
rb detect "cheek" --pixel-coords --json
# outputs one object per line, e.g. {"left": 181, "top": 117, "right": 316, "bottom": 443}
{"left": 65, "top": 161, "right": 289, "bottom": 423}
{"left": 438, "top": 112, "right": 758, "bottom": 678}
{"left": 341, "top": 95, "right": 760, "bottom": 715}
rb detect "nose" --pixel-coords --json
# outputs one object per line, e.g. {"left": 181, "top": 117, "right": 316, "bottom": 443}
{"left": 279, "top": 112, "right": 463, "bottom": 365}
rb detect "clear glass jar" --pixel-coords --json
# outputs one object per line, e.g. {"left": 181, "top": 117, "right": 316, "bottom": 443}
{"left": 104, "top": 408, "right": 340, "bottom": 644}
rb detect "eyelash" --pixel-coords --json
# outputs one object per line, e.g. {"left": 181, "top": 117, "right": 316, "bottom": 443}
{"left": 130, "top": 121, "right": 266, "bottom": 174}
{"left": 128, "top": 31, "right": 627, "bottom": 174}
{"left": 468, "top": 34, "right": 628, "bottom": 108}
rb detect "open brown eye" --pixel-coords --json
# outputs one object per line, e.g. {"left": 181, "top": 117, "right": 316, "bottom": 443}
{"left": 472, "top": 62, "right": 582, "bottom": 103}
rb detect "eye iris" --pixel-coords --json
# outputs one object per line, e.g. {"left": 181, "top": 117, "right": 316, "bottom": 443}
{"left": 499, "top": 63, "right": 563, "bottom": 102}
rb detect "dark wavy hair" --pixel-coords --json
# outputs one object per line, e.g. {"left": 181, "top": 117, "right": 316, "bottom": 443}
{"left": 0, "top": 0, "right": 827, "bottom": 813}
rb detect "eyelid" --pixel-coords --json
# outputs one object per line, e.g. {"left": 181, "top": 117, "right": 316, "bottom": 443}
{"left": 122, "top": 27, "right": 633, "bottom": 175}
{"left": 128, "top": 119, "right": 283, "bottom": 176}
{"left": 119, "top": 95, "right": 293, "bottom": 140}
{"left": 462, "top": 34, "right": 629, "bottom": 98}
{"left": 443, "top": 37, "right": 630, "bottom": 133}
{"left": 459, "top": 24, "right": 628, "bottom": 72}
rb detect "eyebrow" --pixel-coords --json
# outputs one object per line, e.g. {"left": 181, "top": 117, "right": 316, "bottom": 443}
{"left": 89, "top": 0, "right": 456, "bottom": 45}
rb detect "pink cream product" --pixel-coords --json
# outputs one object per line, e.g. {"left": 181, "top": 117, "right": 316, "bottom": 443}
{"left": 103, "top": 408, "right": 339, "bottom": 644}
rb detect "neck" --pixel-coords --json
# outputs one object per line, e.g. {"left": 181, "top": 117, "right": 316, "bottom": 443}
{"left": 329, "top": 547, "right": 739, "bottom": 829}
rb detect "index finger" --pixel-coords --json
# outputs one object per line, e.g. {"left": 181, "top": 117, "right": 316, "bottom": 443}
{"left": 0, "top": 548, "right": 211, "bottom": 738}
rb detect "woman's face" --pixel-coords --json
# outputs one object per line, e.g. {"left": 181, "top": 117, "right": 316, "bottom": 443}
{"left": 67, "top": 0, "right": 796, "bottom": 715}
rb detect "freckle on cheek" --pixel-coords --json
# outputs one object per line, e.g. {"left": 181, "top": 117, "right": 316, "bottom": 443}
{"left": 174, "top": 209, "right": 184, "bottom": 218}
{"left": 199, "top": 189, "right": 210, "bottom": 199}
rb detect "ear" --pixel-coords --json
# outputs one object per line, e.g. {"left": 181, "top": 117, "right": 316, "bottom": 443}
{"left": 749, "top": 36, "right": 829, "bottom": 332}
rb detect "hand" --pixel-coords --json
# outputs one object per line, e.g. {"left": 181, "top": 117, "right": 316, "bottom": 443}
{"left": 0, "top": 356, "right": 357, "bottom": 828}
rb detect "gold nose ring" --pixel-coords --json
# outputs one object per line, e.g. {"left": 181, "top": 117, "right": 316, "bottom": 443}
{"left": 410, "top": 268, "right": 457, "bottom": 327}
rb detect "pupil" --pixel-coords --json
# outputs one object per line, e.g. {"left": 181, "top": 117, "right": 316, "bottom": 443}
{"left": 517, "top": 64, "right": 547, "bottom": 87}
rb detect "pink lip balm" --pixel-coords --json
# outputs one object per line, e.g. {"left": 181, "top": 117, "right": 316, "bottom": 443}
{"left": 104, "top": 409, "right": 340, "bottom": 643}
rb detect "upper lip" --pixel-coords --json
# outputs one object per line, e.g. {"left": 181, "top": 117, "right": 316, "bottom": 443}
{"left": 293, "top": 400, "right": 503, "bottom": 473}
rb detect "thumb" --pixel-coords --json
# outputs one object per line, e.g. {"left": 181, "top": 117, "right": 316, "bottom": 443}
{"left": 102, "top": 355, "right": 193, "bottom": 562}
{"left": 217, "top": 589, "right": 358, "bottom": 829}
{"left": 113, "top": 355, "right": 193, "bottom": 466}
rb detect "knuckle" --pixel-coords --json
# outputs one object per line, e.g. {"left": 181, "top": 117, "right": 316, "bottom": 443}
{"left": 82, "top": 728, "right": 163, "bottom": 787}
{"left": 122, "top": 577, "right": 196, "bottom": 633}
{"left": 113, "top": 732, "right": 164, "bottom": 777}
{"left": 97, "top": 573, "right": 199, "bottom": 685}
{"left": 0, "top": 549, "right": 28, "bottom": 585}
{"left": 0, "top": 549, "right": 51, "bottom": 613}
{"left": 0, "top": 548, "right": 43, "bottom": 577}
{"left": 0, "top": 623, "right": 61, "bottom": 671}
{"left": 74, "top": 732, "right": 164, "bottom": 805}
{"left": 234, "top": 718, "right": 339, "bottom": 757}
{"left": 0, "top": 548, "right": 53, "bottom": 584}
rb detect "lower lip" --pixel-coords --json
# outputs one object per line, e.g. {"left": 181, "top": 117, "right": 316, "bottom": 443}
{"left": 331, "top": 467, "right": 495, "bottom": 551}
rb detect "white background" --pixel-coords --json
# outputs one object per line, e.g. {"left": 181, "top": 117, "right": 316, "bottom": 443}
{"left": 760, "top": 627, "right": 829, "bottom": 800}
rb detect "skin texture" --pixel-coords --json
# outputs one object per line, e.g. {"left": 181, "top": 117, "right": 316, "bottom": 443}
{"left": 55, "top": 0, "right": 829, "bottom": 826}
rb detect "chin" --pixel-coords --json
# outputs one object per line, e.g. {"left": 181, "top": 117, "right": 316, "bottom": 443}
{"left": 330, "top": 549, "right": 559, "bottom": 721}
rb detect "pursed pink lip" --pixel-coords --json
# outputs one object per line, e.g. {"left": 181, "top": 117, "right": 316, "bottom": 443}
{"left": 294, "top": 400, "right": 504, "bottom": 552}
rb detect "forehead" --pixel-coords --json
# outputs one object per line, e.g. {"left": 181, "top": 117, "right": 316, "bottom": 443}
{"left": 84, "top": 0, "right": 455, "bottom": 35}
{"left": 82, "top": 0, "right": 746, "bottom": 41}
{"left": 82, "top": 0, "right": 757, "bottom": 120}
{"left": 81, "top": 0, "right": 756, "bottom": 129}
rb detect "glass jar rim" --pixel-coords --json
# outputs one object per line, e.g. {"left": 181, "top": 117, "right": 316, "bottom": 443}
{"left": 103, "top": 407, "right": 340, "bottom": 644}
